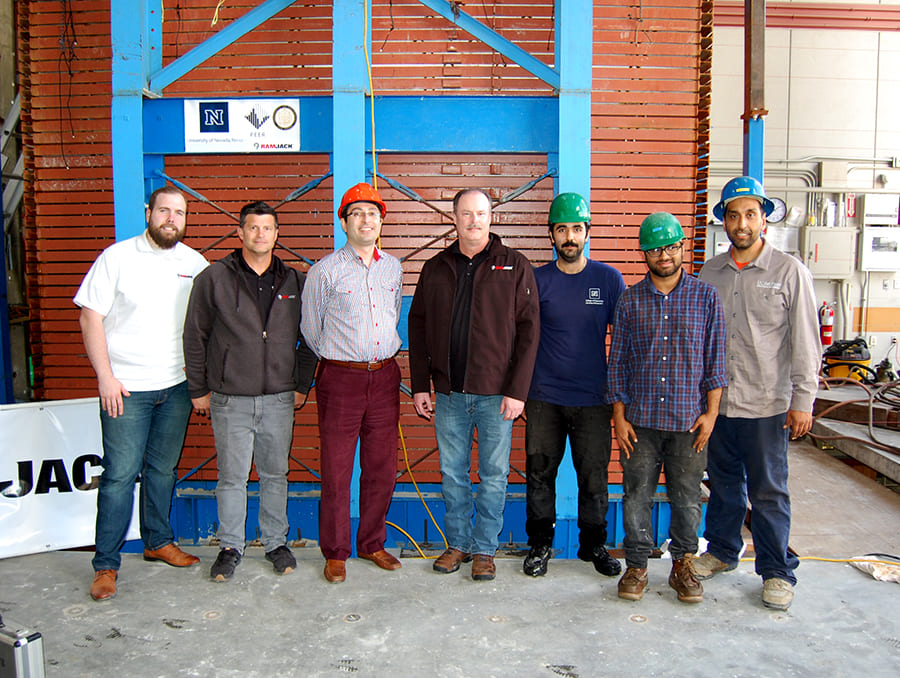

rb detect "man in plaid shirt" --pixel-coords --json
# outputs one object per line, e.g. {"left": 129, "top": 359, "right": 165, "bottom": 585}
{"left": 607, "top": 212, "right": 727, "bottom": 604}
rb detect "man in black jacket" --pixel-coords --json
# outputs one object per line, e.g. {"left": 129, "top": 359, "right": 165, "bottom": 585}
{"left": 183, "top": 201, "right": 317, "bottom": 582}
{"left": 409, "top": 188, "right": 540, "bottom": 581}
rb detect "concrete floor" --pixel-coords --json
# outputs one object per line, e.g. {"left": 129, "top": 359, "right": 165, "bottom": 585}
{"left": 2, "top": 441, "right": 899, "bottom": 678}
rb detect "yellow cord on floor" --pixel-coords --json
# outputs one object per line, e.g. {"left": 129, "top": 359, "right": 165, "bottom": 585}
{"left": 385, "top": 423, "right": 448, "bottom": 559}
{"left": 739, "top": 556, "right": 899, "bottom": 566}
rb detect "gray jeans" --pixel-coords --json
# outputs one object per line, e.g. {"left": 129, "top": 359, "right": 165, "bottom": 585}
{"left": 210, "top": 391, "right": 295, "bottom": 552}
{"left": 621, "top": 426, "right": 706, "bottom": 569}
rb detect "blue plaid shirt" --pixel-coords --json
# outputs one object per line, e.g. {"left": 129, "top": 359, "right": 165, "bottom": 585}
{"left": 607, "top": 271, "right": 727, "bottom": 432}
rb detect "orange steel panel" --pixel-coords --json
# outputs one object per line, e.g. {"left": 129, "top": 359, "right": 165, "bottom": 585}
{"left": 21, "top": 0, "right": 704, "bottom": 487}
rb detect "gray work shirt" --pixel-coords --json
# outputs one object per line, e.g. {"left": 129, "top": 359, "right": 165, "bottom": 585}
{"left": 699, "top": 240, "right": 819, "bottom": 419}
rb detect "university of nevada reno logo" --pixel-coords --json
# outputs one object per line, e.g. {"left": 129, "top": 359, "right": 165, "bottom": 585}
{"left": 199, "top": 101, "right": 229, "bottom": 133}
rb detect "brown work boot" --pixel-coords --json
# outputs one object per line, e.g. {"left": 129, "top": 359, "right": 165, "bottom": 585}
{"left": 90, "top": 569, "right": 117, "bottom": 601}
{"left": 617, "top": 567, "right": 648, "bottom": 601}
{"left": 669, "top": 553, "right": 704, "bottom": 603}
{"left": 432, "top": 548, "right": 472, "bottom": 574}
{"left": 471, "top": 554, "right": 496, "bottom": 581}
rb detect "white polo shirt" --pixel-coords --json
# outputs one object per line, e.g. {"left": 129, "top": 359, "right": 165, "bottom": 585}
{"left": 74, "top": 230, "right": 208, "bottom": 391}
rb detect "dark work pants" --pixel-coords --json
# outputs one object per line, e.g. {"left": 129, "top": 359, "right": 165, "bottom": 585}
{"left": 524, "top": 400, "right": 613, "bottom": 549}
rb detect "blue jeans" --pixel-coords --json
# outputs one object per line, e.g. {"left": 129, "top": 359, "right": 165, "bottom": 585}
{"left": 92, "top": 381, "right": 191, "bottom": 571}
{"left": 524, "top": 400, "right": 613, "bottom": 549}
{"left": 434, "top": 392, "right": 513, "bottom": 556}
{"left": 621, "top": 427, "right": 706, "bottom": 569}
{"left": 210, "top": 391, "right": 295, "bottom": 553}
{"left": 705, "top": 413, "right": 798, "bottom": 584}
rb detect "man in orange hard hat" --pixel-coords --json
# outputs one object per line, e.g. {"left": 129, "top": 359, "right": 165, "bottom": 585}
{"left": 301, "top": 183, "right": 403, "bottom": 583}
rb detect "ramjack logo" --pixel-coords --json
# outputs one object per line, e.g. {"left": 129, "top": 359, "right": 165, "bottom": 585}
{"left": 199, "top": 102, "right": 229, "bottom": 133}
{"left": 245, "top": 105, "right": 270, "bottom": 130}
{"left": 1, "top": 456, "right": 103, "bottom": 497}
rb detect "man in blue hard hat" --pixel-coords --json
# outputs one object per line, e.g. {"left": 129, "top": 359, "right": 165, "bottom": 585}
{"left": 696, "top": 177, "right": 820, "bottom": 611}
{"left": 522, "top": 192, "right": 625, "bottom": 578}
{"left": 607, "top": 212, "right": 727, "bottom": 604}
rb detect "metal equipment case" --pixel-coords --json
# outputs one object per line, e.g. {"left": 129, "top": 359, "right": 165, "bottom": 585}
{"left": 0, "top": 615, "right": 45, "bottom": 678}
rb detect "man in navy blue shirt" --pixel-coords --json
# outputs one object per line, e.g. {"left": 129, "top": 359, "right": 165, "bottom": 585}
{"left": 607, "top": 212, "right": 726, "bottom": 604}
{"left": 523, "top": 193, "right": 626, "bottom": 578}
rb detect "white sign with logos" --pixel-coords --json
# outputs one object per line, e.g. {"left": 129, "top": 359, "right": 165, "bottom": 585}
{"left": 0, "top": 398, "right": 139, "bottom": 559}
{"left": 184, "top": 98, "right": 301, "bottom": 153}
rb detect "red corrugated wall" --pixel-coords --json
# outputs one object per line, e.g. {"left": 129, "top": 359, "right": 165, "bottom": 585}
{"left": 17, "top": 0, "right": 709, "bottom": 487}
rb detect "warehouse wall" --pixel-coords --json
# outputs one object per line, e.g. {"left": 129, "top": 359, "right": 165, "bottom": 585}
{"left": 709, "top": 3, "right": 900, "bottom": 367}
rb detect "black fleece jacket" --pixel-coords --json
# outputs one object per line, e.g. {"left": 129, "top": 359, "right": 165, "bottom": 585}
{"left": 183, "top": 250, "right": 317, "bottom": 398}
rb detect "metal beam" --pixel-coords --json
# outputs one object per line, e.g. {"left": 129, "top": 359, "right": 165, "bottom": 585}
{"left": 148, "top": 0, "right": 296, "bottom": 93}
{"left": 417, "top": 0, "right": 560, "bottom": 89}
{"left": 551, "top": 0, "right": 593, "bottom": 547}
{"left": 111, "top": 0, "right": 148, "bottom": 240}
{"left": 743, "top": 0, "right": 767, "bottom": 181}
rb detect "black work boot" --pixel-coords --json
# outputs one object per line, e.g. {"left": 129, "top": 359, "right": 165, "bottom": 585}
{"left": 578, "top": 544, "right": 622, "bottom": 577}
{"left": 523, "top": 544, "right": 552, "bottom": 577}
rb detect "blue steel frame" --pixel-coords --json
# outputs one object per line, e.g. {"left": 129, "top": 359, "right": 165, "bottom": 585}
{"left": 111, "top": 0, "right": 642, "bottom": 556}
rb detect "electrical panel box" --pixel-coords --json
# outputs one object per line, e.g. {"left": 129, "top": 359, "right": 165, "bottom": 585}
{"left": 858, "top": 226, "right": 900, "bottom": 271}
{"left": 801, "top": 227, "right": 857, "bottom": 278}
{"left": 861, "top": 194, "right": 899, "bottom": 225}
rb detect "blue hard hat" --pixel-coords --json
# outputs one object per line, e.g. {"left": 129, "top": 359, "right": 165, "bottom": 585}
{"left": 713, "top": 176, "right": 775, "bottom": 221}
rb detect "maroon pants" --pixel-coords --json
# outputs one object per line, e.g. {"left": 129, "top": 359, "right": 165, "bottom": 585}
{"left": 316, "top": 360, "right": 400, "bottom": 561}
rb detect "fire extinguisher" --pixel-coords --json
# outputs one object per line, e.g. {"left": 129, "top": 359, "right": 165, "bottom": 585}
{"left": 819, "top": 301, "right": 834, "bottom": 346}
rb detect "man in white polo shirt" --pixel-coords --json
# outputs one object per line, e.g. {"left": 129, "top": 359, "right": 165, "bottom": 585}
{"left": 74, "top": 186, "right": 208, "bottom": 601}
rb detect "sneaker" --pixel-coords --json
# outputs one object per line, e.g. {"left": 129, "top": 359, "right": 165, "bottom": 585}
{"left": 617, "top": 567, "right": 648, "bottom": 601}
{"left": 523, "top": 545, "right": 552, "bottom": 577}
{"left": 210, "top": 548, "right": 241, "bottom": 582}
{"left": 762, "top": 578, "right": 794, "bottom": 610}
{"left": 265, "top": 545, "right": 297, "bottom": 574}
{"left": 693, "top": 551, "right": 737, "bottom": 580}
{"left": 668, "top": 554, "right": 703, "bottom": 603}
{"left": 578, "top": 544, "right": 622, "bottom": 577}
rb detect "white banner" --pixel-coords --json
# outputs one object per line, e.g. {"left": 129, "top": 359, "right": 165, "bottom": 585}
{"left": 0, "top": 398, "right": 139, "bottom": 559}
{"left": 184, "top": 98, "right": 301, "bottom": 153}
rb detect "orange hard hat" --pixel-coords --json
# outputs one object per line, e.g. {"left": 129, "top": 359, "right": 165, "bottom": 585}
{"left": 338, "top": 182, "right": 386, "bottom": 219}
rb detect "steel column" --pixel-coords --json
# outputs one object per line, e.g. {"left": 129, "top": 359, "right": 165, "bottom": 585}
{"left": 111, "top": 0, "right": 150, "bottom": 240}
{"left": 742, "top": 0, "right": 767, "bottom": 181}
{"left": 550, "top": 0, "right": 594, "bottom": 551}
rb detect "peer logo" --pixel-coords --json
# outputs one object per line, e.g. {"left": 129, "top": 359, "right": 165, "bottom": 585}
{"left": 199, "top": 102, "right": 229, "bottom": 133}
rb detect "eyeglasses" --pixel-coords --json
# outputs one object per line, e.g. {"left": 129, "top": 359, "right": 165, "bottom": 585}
{"left": 645, "top": 242, "right": 684, "bottom": 258}
{"left": 346, "top": 208, "right": 381, "bottom": 220}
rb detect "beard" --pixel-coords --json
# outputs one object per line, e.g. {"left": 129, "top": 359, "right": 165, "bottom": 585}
{"left": 554, "top": 241, "right": 583, "bottom": 263}
{"left": 147, "top": 223, "right": 184, "bottom": 250}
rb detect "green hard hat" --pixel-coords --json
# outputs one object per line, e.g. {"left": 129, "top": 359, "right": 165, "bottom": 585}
{"left": 639, "top": 212, "right": 685, "bottom": 251}
{"left": 548, "top": 192, "right": 590, "bottom": 226}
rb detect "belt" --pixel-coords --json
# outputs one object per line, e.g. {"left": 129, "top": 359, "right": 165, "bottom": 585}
{"left": 323, "top": 357, "right": 395, "bottom": 372}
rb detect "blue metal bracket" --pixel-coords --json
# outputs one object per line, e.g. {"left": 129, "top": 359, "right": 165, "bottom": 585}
{"left": 417, "top": 0, "right": 560, "bottom": 90}
{"left": 743, "top": 117, "right": 765, "bottom": 183}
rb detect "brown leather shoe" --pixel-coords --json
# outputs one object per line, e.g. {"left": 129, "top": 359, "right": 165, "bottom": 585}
{"left": 359, "top": 549, "right": 401, "bottom": 570}
{"left": 471, "top": 554, "right": 496, "bottom": 581}
{"left": 617, "top": 567, "right": 648, "bottom": 601}
{"left": 324, "top": 559, "right": 346, "bottom": 583}
{"left": 90, "top": 569, "right": 117, "bottom": 601}
{"left": 433, "top": 548, "right": 472, "bottom": 574}
{"left": 669, "top": 554, "right": 703, "bottom": 603}
{"left": 143, "top": 543, "right": 200, "bottom": 567}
